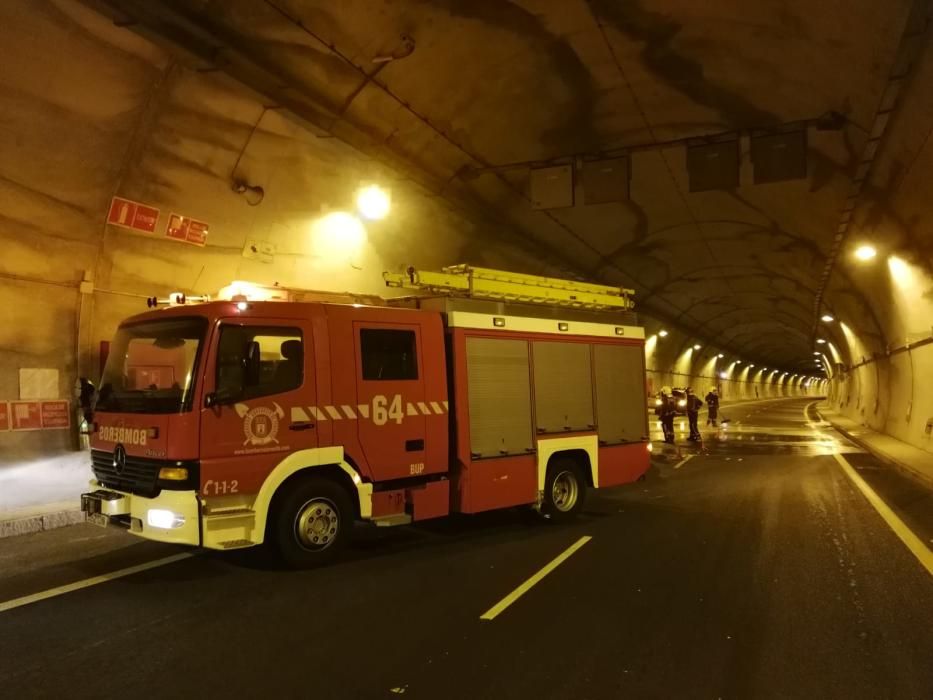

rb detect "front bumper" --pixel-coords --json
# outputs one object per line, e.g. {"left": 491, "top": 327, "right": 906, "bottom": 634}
{"left": 81, "top": 481, "right": 201, "bottom": 546}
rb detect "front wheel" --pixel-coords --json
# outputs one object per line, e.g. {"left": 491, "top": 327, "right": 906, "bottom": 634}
{"left": 273, "top": 477, "right": 353, "bottom": 568}
{"left": 543, "top": 459, "right": 587, "bottom": 521}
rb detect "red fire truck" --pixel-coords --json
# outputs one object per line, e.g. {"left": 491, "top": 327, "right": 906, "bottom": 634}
{"left": 81, "top": 266, "right": 651, "bottom": 567}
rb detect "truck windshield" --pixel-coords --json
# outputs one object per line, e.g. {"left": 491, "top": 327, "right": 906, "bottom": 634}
{"left": 96, "top": 318, "right": 207, "bottom": 414}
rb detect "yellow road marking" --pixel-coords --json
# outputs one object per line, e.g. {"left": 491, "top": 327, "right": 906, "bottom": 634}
{"left": 803, "top": 401, "right": 815, "bottom": 425}
{"left": 832, "top": 452, "right": 933, "bottom": 578}
{"left": 0, "top": 552, "right": 194, "bottom": 614}
{"left": 673, "top": 454, "right": 696, "bottom": 470}
{"left": 480, "top": 536, "right": 592, "bottom": 620}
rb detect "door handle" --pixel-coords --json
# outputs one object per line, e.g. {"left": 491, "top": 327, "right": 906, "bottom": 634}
{"left": 289, "top": 422, "right": 315, "bottom": 431}
{"left": 405, "top": 439, "right": 425, "bottom": 452}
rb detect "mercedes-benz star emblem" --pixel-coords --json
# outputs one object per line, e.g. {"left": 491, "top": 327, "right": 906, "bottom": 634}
{"left": 113, "top": 444, "right": 127, "bottom": 475}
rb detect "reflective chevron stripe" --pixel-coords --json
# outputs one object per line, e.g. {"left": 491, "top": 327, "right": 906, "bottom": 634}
{"left": 292, "top": 396, "right": 449, "bottom": 425}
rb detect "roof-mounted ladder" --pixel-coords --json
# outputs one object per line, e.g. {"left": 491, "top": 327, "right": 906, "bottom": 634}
{"left": 384, "top": 265, "right": 635, "bottom": 310}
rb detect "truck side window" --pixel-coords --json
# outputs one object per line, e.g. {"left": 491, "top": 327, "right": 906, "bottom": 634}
{"left": 360, "top": 328, "right": 418, "bottom": 381}
{"left": 217, "top": 326, "right": 303, "bottom": 398}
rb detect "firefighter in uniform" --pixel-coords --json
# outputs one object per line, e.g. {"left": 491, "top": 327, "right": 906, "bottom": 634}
{"left": 656, "top": 386, "right": 676, "bottom": 444}
{"left": 686, "top": 387, "right": 703, "bottom": 441}
{"left": 705, "top": 387, "right": 720, "bottom": 427}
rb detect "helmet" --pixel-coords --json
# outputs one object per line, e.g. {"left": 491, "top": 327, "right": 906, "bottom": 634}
{"left": 661, "top": 386, "right": 672, "bottom": 395}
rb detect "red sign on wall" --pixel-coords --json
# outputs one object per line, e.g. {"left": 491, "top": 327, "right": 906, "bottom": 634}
{"left": 107, "top": 197, "right": 160, "bottom": 233}
{"left": 0, "top": 402, "right": 9, "bottom": 431}
{"left": 11, "top": 401, "right": 42, "bottom": 431}
{"left": 41, "top": 401, "right": 71, "bottom": 429}
{"left": 166, "top": 213, "right": 209, "bottom": 247}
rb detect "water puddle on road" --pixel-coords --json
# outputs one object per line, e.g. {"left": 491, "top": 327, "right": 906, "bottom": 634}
{"left": 650, "top": 424, "right": 863, "bottom": 458}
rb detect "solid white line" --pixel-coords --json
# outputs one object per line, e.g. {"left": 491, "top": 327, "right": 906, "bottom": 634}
{"left": 480, "top": 536, "right": 592, "bottom": 621}
{"left": 832, "top": 453, "right": 933, "bottom": 578}
{"left": 0, "top": 552, "right": 194, "bottom": 614}
{"left": 673, "top": 454, "right": 696, "bottom": 470}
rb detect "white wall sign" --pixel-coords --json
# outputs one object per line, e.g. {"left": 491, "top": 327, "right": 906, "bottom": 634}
{"left": 19, "top": 368, "right": 59, "bottom": 400}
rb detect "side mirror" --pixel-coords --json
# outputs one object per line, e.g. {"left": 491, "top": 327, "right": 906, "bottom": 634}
{"left": 76, "top": 377, "right": 96, "bottom": 423}
{"left": 205, "top": 387, "right": 240, "bottom": 408}
{"left": 244, "top": 340, "right": 261, "bottom": 387}
{"left": 76, "top": 377, "right": 95, "bottom": 408}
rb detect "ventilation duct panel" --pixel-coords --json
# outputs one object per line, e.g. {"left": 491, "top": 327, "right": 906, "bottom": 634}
{"left": 686, "top": 140, "right": 739, "bottom": 192}
{"left": 529, "top": 165, "right": 574, "bottom": 209}
{"left": 582, "top": 157, "right": 630, "bottom": 204}
{"left": 751, "top": 130, "right": 808, "bottom": 184}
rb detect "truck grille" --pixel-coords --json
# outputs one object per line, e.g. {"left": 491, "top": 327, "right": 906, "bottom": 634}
{"left": 90, "top": 449, "right": 163, "bottom": 497}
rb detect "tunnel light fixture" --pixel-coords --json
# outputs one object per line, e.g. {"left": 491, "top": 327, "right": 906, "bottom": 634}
{"left": 719, "top": 372, "right": 728, "bottom": 379}
{"left": 888, "top": 255, "right": 912, "bottom": 284}
{"left": 854, "top": 244, "right": 877, "bottom": 261}
{"left": 356, "top": 184, "right": 391, "bottom": 220}
{"left": 658, "top": 329, "right": 669, "bottom": 337}
{"left": 817, "top": 338, "right": 827, "bottom": 344}
{"left": 821, "top": 314, "right": 834, "bottom": 323}
{"left": 813, "top": 351, "right": 821, "bottom": 355}
{"left": 693, "top": 344, "right": 701, "bottom": 350}
{"left": 717, "top": 353, "right": 724, "bottom": 359}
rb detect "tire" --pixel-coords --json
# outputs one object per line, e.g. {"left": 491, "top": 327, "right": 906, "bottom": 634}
{"left": 272, "top": 477, "right": 353, "bottom": 569}
{"left": 543, "top": 458, "right": 587, "bottom": 521}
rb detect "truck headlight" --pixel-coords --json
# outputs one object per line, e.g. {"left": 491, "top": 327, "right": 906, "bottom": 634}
{"left": 678, "top": 400, "right": 687, "bottom": 407}
{"left": 147, "top": 509, "right": 186, "bottom": 529}
{"left": 655, "top": 399, "right": 662, "bottom": 406}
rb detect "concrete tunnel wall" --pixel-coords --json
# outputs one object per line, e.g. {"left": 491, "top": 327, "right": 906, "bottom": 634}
{"left": 0, "top": 1, "right": 928, "bottom": 512}
{"left": 0, "top": 0, "right": 546, "bottom": 509}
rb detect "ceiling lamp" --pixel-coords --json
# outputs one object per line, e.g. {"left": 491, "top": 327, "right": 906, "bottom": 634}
{"left": 854, "top": 244, "right": 877, "bottom": 261}
{"left": 356, "top": 184, "right": 391, "bottom": 220}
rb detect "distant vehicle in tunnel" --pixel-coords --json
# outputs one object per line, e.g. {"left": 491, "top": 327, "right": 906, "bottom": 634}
{"left": 81, "top": 266, "right": 652, "bottom": 568}
{"left": 671, "top": 388, "right": 689, "bottom": 415}
{"left": 654, "top": 387, "right": 688, "bottom": 415}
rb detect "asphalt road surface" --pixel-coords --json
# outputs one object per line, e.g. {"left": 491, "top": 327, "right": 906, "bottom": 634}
{"left": 2, "top": 398, "right": 932, "bottom": 699}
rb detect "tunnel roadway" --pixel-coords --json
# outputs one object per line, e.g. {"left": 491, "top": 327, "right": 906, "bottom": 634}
{"left": 1, "top": 398, "right": 932, "bottom": 699}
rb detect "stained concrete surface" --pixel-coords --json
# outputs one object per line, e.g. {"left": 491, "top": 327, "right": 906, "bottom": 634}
{"left": 1, "top": 398, "right": 931, "bottom": 699}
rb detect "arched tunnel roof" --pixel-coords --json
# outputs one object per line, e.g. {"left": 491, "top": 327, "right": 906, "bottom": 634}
{"left": 77, "top": 0, "right": 932, "bottom": 372}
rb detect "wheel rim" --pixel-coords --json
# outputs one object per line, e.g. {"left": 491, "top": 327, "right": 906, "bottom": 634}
{"left": 551, "top": 470, "right": 579, "bottom": 512}
{"left": 294, "top": 497, "right": 340, "bottom": 551}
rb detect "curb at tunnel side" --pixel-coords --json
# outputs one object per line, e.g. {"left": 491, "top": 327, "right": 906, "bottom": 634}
{"left": 817, "top": 407, "right": 933, "bottom": 491}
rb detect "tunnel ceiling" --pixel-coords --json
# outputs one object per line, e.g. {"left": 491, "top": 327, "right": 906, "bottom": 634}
{"left": 84, "top": 0, "right": 933, "bottom": 370}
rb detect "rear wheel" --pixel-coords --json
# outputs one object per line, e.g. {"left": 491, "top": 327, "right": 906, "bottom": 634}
{"left": 543, "top": 459, "right": 587, "bottom": 521}
{"left": 273, "top": 477, "right": 353, "bottom": 568}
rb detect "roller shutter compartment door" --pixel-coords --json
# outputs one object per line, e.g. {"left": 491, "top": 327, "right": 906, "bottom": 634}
{"left": 466, "top": 337, "right": 533, "bottom": 458}
{"left": 594, "top": 344, "right": 646, "bottom": 444}
{"left": 532, "top": 341, "right": 594, "bottom": 433}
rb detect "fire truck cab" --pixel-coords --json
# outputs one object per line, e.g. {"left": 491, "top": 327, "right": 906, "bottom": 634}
{"left": 82, "top": 267, "right": 651, "bottom": 567}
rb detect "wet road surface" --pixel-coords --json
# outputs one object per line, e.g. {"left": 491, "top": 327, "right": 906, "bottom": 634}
{"left": 1, "top": 398, "right": 932, "bottom": 699}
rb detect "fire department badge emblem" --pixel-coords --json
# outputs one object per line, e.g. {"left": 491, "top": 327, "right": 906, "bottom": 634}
{"left": 234, "top": 402, "right": 285, "bottom": 446}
